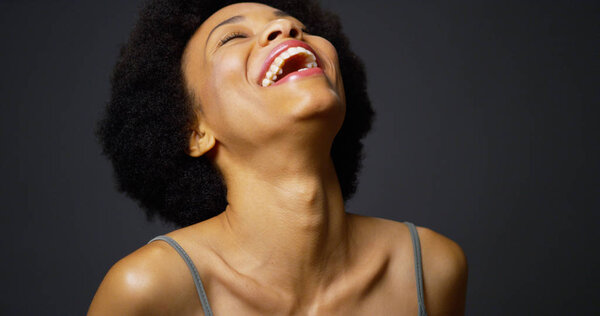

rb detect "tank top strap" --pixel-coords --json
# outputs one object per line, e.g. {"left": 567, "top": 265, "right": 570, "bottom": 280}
{"left": 147, "top": 235, "right": 214, "bottom": 316}
{"left": 404, "top": 222, "right": 428, "bottom": 316}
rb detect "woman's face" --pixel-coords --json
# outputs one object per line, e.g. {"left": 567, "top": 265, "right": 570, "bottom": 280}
{"left": 182, "top": 2, "right": 345, "bottom": 161}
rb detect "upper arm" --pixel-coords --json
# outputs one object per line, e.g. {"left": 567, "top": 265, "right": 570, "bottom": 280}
{"left": 418, "top": 226, "right": 468, "bottom": 316}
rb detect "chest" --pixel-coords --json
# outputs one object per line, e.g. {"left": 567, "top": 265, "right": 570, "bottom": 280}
{"left": 192, "top": 286, "right": 420, "bottom": 316}
{"left": 188, "top": 260, "right": 420, "bottom": 316}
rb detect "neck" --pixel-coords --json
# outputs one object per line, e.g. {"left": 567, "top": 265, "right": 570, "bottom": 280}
{"left": 216, "top": 150, "right": 350, "bottom": 299}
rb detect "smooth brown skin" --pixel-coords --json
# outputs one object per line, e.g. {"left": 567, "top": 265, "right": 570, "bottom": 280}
{"left": 88, "top": 3, "right": 467, "bottom": 315}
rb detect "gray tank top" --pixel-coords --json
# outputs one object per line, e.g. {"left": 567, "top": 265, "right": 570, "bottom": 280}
{"left": 147, "top": 221, "right": 427, "bottom": 316}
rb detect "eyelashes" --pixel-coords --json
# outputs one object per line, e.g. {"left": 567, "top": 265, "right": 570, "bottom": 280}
{"left": 218, "top": 32, "right": 248, "bottom": 47}
{"left": 217, "top": 27, "right": 310, "bottom": 47}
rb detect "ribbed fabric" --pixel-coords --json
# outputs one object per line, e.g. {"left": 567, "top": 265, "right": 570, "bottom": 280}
{"left": 148, "top": 222, "right": 427, "bottom": 316}
{"left": 404, "top": 221, "right": 428, "bottom": 316}
{"left": 147, "top": 236, "right": 213, "bottom": 316}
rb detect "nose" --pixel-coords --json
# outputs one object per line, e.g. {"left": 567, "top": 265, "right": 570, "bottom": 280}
{"left": 258, "top": 19, "right": 303, "bottom": 46}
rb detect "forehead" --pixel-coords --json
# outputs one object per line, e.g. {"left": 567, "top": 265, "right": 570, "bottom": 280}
{"left": 199, "top": 2, "right": 281, "bottom": 37}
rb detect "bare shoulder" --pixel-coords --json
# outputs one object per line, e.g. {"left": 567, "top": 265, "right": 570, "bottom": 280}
{"left": 348, "top": 215, "right": 467, "bottom": 272}
{"left": 416, "top": 225, "right": 468, "bottom": 277}
{"left": 348, "top": 215, "right": 468, "bottom": 315}
{"left": 346, "top": 213, "right": 407, "bottom": 238}
{"left": 87, "top": 239, "right": 200, "bottom": 316}
{"left": 347, "top": 215, "right": 468, "bottom": 272}
{"left": 416, "top": 225, "right": 468, "bottom": 316}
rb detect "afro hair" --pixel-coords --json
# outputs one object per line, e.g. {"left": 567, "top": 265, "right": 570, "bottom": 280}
{"left": 97, "top": 0, "right": 374, "bottom": 228}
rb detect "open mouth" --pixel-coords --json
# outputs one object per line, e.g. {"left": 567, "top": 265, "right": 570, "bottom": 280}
{"left": 259, "top": 40, "right": 321, "bottom": 87}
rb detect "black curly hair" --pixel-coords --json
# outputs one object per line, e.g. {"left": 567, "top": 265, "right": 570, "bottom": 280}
{"left": 97, "top": 0, "right": 374, "bottom": 228}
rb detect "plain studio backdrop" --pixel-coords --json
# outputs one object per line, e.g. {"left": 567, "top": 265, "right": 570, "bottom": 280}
{"left": 0, "top": 0, "right": 597, "bottom": 315}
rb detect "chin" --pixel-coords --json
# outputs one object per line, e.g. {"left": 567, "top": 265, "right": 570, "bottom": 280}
{"left": 287, "top": 83, "right": 345, "bottom": 123}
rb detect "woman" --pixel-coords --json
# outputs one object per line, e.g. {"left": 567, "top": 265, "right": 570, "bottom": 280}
{"left": 88, "top": 0, "right": 467, "bottom": 315}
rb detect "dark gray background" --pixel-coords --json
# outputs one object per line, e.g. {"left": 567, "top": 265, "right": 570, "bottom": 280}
{"left": 1, "top": 0, "right": 598, "bottom": 315}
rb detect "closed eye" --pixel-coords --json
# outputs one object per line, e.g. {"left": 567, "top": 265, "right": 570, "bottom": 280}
{"left": 218, "top": 32, "right": 248, "bottom": 47}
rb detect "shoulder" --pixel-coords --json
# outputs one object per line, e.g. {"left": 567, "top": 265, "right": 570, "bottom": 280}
{"left": 350, "top": 215, "right": 468, "bottom": 315}
{"left": 347, "top": 215, "right": 467, "bottom": 275}
{"left": 350, "top": 216, "right": 468, "bottom": 276}
{"left": 416, "top": 225, "right": 468, "bottom": 316}
{"left": 87, "top": 238, "right": 200, "bottom": 315}
{"left": 415, "top": 225, "right": 468, "bottom": 275}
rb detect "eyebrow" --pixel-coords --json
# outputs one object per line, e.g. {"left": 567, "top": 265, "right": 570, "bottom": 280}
{"left": 206, "top": 10, "right": 291, "bottom": 45}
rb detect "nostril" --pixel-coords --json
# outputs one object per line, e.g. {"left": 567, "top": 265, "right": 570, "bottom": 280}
{"left": 289, "top": 29, "right": 298, "bottom": 38}
{"left": 267, "top": 31, "right": 281, "bottom": 41}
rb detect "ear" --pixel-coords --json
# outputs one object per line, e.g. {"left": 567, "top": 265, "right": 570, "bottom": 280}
{"left": 188, "top": 125, "right": 216, "bottom": 157}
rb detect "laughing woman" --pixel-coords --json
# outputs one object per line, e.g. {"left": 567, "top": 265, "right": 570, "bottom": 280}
{"left": 88, "top": 1, "right": 467, "bottom": 315}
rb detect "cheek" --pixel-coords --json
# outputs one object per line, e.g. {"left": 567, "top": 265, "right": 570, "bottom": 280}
{"left": 210, "top": 52, "right": 247, "bottom": 87}
{"left": 313, "top": 38, "right": 339, "bottom": 67}
{"left": 205, "top": 52, "right": 256, "bottom": 116}
{"left": 202, "top": 52, "right": 265, "bottom": 144}
{"left": 312, "top": 38, "right": 344, "bottom": 92}
{"left": 202, "top": 52, "right": 247, "bottom": 118}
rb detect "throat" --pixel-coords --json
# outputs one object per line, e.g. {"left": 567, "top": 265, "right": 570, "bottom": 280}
{"left": 216, "top": 160, "right": 350, "bottom": 293}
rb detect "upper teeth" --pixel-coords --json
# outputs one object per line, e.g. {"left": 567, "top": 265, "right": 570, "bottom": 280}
{"left": 262, "top": 46, "right": 318, "bottom": 87}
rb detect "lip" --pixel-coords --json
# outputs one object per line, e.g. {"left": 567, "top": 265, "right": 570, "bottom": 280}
{"left": 272, "top": 67, "right": 324, "bottom": 86}
{"left": 257, "top": 39, "right": 322, "bottom": 86}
